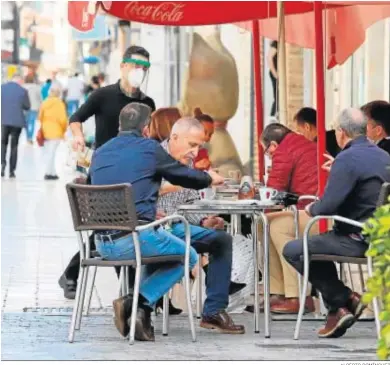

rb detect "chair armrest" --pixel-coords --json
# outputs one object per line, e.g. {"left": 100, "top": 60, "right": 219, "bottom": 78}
{"left": 298, "top": 195, "right": 319, "bottom": 202}
{"left": 135, "top": 214, "right": 188, "bottom": 232}
{"left": 304, "top": 215, "right": 364, "bottom": 231}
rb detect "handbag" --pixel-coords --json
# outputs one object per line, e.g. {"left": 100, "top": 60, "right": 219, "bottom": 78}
{"left": 36, "top": 128, "right": 45, "bottom": 147}
{"left": 273, "top": 191, "right": 299, "bottom": 207}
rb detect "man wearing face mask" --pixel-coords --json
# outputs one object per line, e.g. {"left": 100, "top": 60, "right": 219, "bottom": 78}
{"left": 69, "top": 45, "right": 156, "bottom": 151}
{"left": 59, "top": 47, "right": 155, "bottom": 300}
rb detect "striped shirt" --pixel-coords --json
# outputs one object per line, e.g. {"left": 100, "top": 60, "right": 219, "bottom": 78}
{"left": 157, "top": 139, "right": 209, "bottom": 225}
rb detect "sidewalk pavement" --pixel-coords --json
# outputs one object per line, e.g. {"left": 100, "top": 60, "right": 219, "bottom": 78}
{"left": 0, "top": 141, "right": 378, "bottom": 360}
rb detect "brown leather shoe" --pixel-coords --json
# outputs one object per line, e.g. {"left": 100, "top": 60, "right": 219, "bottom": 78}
{"left": 133, "top": 307, "right": 155, "bottom": 341}
{"left": 317, "top": 308, "right": 355, "bottom": 338}
{"left": 200, "top": 311, "right": 245, "bottom": 334}
{"left": 347, "top": 292, "right": 366, "bottom": 320}
{"left": 245, "top": 294, "right": 285, "bottom": 313}
{"left": 271, "top": 296, "right": 315, "bottom": 314}
{"left": 112, "top": 294, "right": 133, "bottom": 337}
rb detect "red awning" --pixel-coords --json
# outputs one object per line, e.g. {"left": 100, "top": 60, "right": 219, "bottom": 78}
{"left": 68, "top": 1, "right": 359, "bottom": 31}
{"left": 237, "top": 3, "right": 390, "bottom": 69}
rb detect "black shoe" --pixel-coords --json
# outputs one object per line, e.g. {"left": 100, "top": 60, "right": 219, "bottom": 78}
{"left": 1, "top": 165, "right": 5, "bottom": 178}
{"left": 44, "top": 175, "right": 59, "bottom": 180}
{"left": 113, "top": 294, "right": 133, "bottom": 337}
{"left": 229, "top": 281, "right": 246, "bottom": 295}
{"left": 58, "top": 274, "right": 77, "bottom": 300}
{"left": 156, "top": 297, "right": 182, "bottom": 315}
{"left": 9, "top": 171, "right": 15, "bottom": 178}
{"left": 130, "top": 306, "right": 155, "bottom": 341}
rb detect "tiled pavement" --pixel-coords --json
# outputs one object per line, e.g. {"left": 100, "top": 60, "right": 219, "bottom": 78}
{"left": 0, "top": 141, "right": 379, "bottom": 360}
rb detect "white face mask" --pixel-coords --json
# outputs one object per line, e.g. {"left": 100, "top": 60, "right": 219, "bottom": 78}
{"left": 128, "top": 68, "right": 145, "bottom": 88}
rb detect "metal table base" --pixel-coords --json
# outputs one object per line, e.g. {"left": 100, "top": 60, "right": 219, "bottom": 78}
{"left": 178, "top": 202, "right": 283, "bottom": 338}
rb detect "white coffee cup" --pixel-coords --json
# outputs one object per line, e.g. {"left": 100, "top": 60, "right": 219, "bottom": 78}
{"left": 258, "top": 187, "right": 278, "bottom": 201}
{"left": 199, "top": 187, "right": 216, "bottom": 200}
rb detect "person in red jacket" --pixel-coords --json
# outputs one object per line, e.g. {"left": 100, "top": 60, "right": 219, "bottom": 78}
{"left": 193, "top": 108, "right": 214, "bottom": 171}
{"left": 258, "top": 123, "right": 325, "bottom": 314}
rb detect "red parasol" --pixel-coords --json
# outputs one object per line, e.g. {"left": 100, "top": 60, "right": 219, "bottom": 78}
{"left": 68, "top": 1, "right": 352, "bottom": 30}
{"left": 237, "top": 3, "right": 390, "bottom": 69}
{"left": 67, "top": 1, "right": 388, "bottom": 202}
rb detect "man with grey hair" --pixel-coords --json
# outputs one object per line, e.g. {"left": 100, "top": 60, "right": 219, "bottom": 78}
{"left": 88, "top": 103, "right": 225, "bottom": 342}
{"left": 157, "top": 117, "right": 246, "bottom": 334}
{"left": 284, "top": 107, "right": 390, "bottom": 339}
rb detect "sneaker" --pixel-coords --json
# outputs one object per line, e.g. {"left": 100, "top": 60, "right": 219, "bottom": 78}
{"left": 58, "top": 274, "right": 77, "bottom": 300}
{"left": 317, "top": 307, "right": 355, "bottom": 338}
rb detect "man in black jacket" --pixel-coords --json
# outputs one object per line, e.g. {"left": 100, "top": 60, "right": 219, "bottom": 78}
{"left": 59, "top": 46, "right": 156, "bottom": 299}
{"left": 361, "top": 100, "right": 390, "bottom": 155}
{"left": 283, "top": 107, "right": 390, "bottom": 339}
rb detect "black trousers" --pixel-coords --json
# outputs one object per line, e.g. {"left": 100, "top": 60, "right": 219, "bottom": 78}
{"left": 270, "top": 72, "right": 278, "bottom": 117}
{"left": 1, "top": 125, "right": 22, "bottom": 173}
{"left": 283, "top": 231, "right": 368, "bottom": 312}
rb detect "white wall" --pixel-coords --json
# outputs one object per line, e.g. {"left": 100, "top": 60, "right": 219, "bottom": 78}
{"left": 139, "top": 25, "right": 167, "bottom": 108}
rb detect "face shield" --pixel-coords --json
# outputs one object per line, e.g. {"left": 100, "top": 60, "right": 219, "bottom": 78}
{"left": 122, "top": 55, "right": 151, "bottom": 98}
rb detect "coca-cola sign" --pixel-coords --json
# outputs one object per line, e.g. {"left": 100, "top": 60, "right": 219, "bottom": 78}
{"left": 123, "top": 1, "right": 185, "bottom": 23}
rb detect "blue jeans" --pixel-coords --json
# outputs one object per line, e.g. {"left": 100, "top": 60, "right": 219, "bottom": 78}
{"left": 95, "top": 227, "right": 198, "bottom": 307}
{"left": 26, "top": 110, "right": 38, "bottom": 141}
{"left": 170, "top": 223, "right": 233, "bottom": 316}
{"left": 67, "top": 100, "right": 79, "bottom": 117}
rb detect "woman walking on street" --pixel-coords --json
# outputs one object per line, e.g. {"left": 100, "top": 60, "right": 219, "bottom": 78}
{"left": 38, "top": 85, "right": 67, "bottom": 180}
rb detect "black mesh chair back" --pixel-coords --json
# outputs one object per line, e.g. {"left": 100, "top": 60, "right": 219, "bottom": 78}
{"left": 66, "top": 182, "right": 138, "bottom": 232}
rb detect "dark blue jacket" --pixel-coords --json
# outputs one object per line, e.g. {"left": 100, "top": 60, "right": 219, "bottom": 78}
{"left": 310, "top": 136, "right": 390, "bottom": 234}
{"left": 1, "top": 82, "right": 30, "bottom": 127}
{"left": 90, "top": 131, "right": 212, "bottom": 222}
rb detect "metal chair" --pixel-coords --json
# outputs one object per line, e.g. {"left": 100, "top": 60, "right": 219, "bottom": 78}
{"left": 66, "top": 182, "right": 196, "bottom": 344}
{"left": 294, "top": 182, "right": 390, "bottom": 340}
{"left": 289, "top": 195, "right": 319, "bottom": 303}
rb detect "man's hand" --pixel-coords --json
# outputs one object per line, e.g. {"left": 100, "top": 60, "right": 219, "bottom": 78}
{"left": 207, "top": 169, "right": 224, "bottom": 186}
{"left": 72, "top": 135, "right": 86, "bottom": 152}
{"left": 322, "top": 153, "right": 334, "bottom": 173}
{"left": 202, "top": 216, "right": 224, "bottom": 230}
{"left": 156, "top": 210, "right": 167, "bottom": 219}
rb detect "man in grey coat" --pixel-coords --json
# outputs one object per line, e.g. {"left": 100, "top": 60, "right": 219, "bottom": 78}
{"left": 1, "top": 74, "right": 31, "bottom": 178}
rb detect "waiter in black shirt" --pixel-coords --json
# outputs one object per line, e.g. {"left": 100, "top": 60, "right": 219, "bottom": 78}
{"left": 59, "top": 46, "right": 156, "bottom": 299}
{"left": 69, "top": 45, "right": 156, "bottom": 150}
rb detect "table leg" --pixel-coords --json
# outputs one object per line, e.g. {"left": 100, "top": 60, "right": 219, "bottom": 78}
{"left": 258, "top": 212, "right": 271, "bottom": 338}
{"left": 251, "top": 214, "right": 260, "bottom": 334}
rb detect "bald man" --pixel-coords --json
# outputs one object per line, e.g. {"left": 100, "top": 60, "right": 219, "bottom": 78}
{"left": 284, "top": 108, "right": 390, "bottom": 339}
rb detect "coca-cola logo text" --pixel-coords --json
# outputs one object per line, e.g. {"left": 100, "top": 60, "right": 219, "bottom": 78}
{"left": 124, "top": 2, "right": 185, "bottom": 23}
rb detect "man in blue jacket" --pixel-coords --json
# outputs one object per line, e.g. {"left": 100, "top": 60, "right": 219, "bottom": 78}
{"left": 89, "top": 103, "right": 233, "bottom": 341}
{"left": 283, "top": 107, "right": 390, "bottom": 339}
{"left": 1, "top": 74, "right": 31, "bottom": 178}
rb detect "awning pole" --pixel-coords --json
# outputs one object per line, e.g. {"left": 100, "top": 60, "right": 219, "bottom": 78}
{"left": 314, "top": 1, "right": 327, "bottom": 233}
{"left": 252, "top": 20, "right": 265, "bottom": 183}
{"left": 277, "top": 1, "right": 287, "bottom": 125}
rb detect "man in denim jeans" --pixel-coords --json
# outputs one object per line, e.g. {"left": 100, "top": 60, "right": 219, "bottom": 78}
{"left": 89, "top": 103, "right": 225, "bottom": 341}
